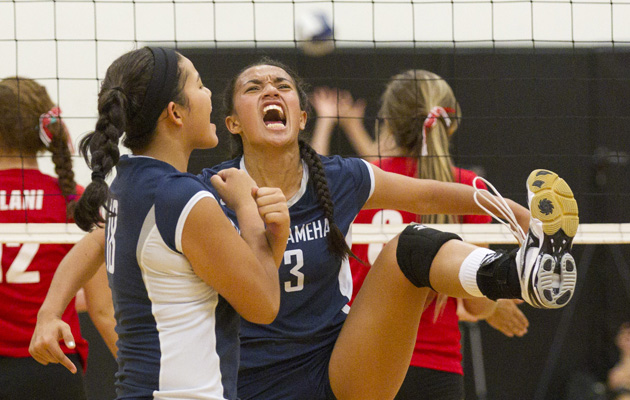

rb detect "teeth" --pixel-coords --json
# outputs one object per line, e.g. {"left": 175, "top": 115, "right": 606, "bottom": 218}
{"left": 263, "top": 104, "right": 284, "bottom": 118}
{"left": 266, "top": 123, "right": 285, "bottom": 129}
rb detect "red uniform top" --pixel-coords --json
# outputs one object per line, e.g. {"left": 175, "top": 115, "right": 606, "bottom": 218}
{"left": 350, "top": 157, "right": 491, "bottom": 374}
{"left": 0, "top": 169, "right": 88, "bottom": 366}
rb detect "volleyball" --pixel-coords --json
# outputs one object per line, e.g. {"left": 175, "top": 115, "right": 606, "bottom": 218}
{"left": 295, "top": 11, "right": 335, "bottom": 57}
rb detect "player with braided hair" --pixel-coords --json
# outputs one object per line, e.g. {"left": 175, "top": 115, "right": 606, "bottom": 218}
{"left": 0, "top": 77, "right": 116, "bottom": 399}
{"left": 199, "top": 59, "right": 579, "bottom": 400}
{"left": 29, "top": 47, "right": 290, "bottom": 399}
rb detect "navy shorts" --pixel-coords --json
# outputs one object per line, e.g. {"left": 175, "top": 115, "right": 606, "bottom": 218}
{"left": 237, "top": 340, "right": 337, "bottom": 400}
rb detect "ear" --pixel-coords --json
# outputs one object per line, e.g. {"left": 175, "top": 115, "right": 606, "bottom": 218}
{"left": 299, "top": 110, "right": 307, "bottom": 131}
{"left": 166, "top": 101, "right": 183, "bottom": 127}
{"left": 225, "top": 114, "right": 242, "bottom": 135}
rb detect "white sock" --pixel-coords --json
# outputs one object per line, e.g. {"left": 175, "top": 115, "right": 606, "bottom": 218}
{"left": 458, "top": 248, "right": 496, "bottom": 297}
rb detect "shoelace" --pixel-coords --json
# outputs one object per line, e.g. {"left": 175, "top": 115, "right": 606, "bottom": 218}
{"left": 472, "top": 176, "right": 527, "bottom": 245}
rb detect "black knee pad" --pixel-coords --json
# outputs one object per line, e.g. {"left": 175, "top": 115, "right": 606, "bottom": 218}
{"left": 396, "top": 224, "right": 462, "bottom": 288}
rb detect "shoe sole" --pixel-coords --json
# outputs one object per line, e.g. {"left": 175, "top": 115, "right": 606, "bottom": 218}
{"left": 527, "top": 169, "right": 579, "bottom": 237}
{"left": 526, "top": 169, "right": 579, "bottom": 308}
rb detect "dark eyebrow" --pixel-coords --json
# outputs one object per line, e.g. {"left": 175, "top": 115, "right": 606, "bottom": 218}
{"left": 244, "top": 77, "right": 292, "bottom": 86}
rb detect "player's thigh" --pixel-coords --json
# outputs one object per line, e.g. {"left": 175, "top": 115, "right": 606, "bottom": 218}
{"left": 329, "top": 237, "right": 430, "bottom": 400}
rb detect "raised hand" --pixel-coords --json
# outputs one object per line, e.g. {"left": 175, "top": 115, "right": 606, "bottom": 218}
{"left": 210, "top": 168, "right": 258, "bottom": 212}
{"left": 485, "top": 299, "right": 529, "bottom": 337}
{"left": 253, "top": 187, "right": 290, "bottom": 264}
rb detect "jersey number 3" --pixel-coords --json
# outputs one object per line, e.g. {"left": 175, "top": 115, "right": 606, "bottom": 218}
{"left": 283, "top": 249, "right": 304, "bottom": 292}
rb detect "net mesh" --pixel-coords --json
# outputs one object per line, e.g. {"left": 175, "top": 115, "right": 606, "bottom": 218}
{"left": 1, "top": 0, "right": 628, "bottom": 244}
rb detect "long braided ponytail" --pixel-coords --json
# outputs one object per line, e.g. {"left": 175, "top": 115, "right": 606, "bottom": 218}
{"left": 74, "top": 47, "right": 185, "bottom": 231}
{"left": 299, "top": 139, "right": 356, "bottom": 261}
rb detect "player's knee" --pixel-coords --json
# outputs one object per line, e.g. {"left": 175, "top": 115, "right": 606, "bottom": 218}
{"left": 395, "top": 224, "right": 462, "bottom": 288}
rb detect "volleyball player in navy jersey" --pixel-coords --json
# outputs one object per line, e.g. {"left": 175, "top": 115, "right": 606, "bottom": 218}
{"left": 197, "top": 58, "right": 579, "bottom": 400}
{"left": 29, "top": 47, "right": 289, "bottom": 399}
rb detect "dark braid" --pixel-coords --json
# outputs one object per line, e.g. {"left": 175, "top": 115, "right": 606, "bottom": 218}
{"left": 74, "top": 48, "right": 185, "bottom": 231}
{"left": 74, "top": 89, "right": 125, "bottom": 231}
{"left": 48, "top": 121, "right": 78, "bottom": 220}
{"left": 299, "top": 139, "right": 356, "bottom": 261}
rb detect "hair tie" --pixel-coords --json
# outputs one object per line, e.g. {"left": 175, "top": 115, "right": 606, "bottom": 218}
{"left": 421, "top": 106, "right": 456, "bottom": 156}
{"left": 111, "top": 86, "right": 126, "bottom": 97}
{"left": 132, "top": 47, "right": 179, "bottom": 134}
{"left": 38, "top": 106, "right": 75, "bottom": 153}
{"left": 91, "top": 171, "right": 106, "bottom": 181}
{"left": 39, "top": 106, "right": 62, "bottom": 147}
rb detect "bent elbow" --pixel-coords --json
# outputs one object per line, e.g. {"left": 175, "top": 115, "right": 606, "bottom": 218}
{"left": 243, "top": 294, "right": 280, "bottom": 325}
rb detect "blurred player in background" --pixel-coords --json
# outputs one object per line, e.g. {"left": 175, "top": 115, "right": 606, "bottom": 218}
{"left": 0, "top": 77, "right": 116, "bottom": 400}
{"left": 311, "top": 70, "right": 529, "bottom": 400}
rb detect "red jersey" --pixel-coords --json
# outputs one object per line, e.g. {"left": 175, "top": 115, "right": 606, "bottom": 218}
{"left": 0, "top": 169, "right": 87, "bottom": 365}
{"left": 350, "top": 158, "right": 491, "bottom": 374}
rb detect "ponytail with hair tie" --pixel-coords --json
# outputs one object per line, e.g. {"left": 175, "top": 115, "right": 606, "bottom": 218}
{"left": 39, "top": 106, "right": 74, "bottom": 152}
{"left": 421, "top": 106, "right": 455, "bottom": 156}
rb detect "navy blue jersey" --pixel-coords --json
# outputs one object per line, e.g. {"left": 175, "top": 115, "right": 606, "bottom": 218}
{"left": 107, "top": 155, "right": 239, "bottom": 400}
{"left": 199, "top": 155, "right": 374, "bottom": 375}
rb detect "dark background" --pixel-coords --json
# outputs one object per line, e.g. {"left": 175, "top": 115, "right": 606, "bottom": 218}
{"left": 82, "top": 46, "right": 630, "bottom": 400}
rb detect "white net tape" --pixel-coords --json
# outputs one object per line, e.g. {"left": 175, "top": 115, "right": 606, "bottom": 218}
{"left": 3, "top": 223, "right": 629, "bottom": 245}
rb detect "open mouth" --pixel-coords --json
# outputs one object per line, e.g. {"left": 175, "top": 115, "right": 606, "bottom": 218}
{"left": 263, "top": 104, "right": 286, "bottom": 129}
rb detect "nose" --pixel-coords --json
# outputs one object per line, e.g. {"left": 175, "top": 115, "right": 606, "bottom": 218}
{"left": 262, "top": 83, "right": 280, "bottom": 97}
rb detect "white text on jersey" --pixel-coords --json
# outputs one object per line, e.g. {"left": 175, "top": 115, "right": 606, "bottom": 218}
{"left": 287, "top": 218, "right": 330, "bottom": 244}
{"left": 0, "top": 190, "right": 44, "bottom": 211}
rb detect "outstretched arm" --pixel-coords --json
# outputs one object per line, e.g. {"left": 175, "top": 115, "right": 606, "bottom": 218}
{"left": 310, "top": 87, "right": 340, "bottom": 156}
{"left": 30, "top": 228, "right": 106, "bottom": 373}
{"left": 334, "top": 91, "right": 378, "bottom": 160}
{"left": 365, "top": 165, "right": 530, "bottom": 232}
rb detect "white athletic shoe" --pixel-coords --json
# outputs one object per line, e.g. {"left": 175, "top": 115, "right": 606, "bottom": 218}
{"left": 473, "top": 169, "right": 579, "bottom": 309}
{"left": 516, "top": 169, "right": 579, "bottom": 309}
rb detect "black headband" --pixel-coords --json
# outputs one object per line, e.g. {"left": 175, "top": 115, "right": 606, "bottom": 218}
{"left": 134, "top": 47, "right": 179, "bottom": 134}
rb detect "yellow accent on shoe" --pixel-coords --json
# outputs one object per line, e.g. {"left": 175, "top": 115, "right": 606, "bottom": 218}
{"left": 527, "top": 169, "right": 579, "bottom": 237}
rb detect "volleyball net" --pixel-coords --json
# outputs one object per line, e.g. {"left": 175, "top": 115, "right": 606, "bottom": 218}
{"left": 4, "top": 222, "right": 630, "bottom": 245}
{"left": 1, "top": 0, "right": 628, "bottom": 244}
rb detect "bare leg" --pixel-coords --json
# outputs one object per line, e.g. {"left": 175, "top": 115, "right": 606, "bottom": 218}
{"left": 429, "top": 240, "right": 480, "bottom": 298}
{"left": 329, "top": 236, "right": 479, "bottom": 400}
{"left": 329, "top": 169, "right": 579, "bottom": 399}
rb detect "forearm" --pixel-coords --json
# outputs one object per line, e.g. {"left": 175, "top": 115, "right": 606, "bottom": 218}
{"left": 39, "top": 229, "right": 106, "bottom": 320}
{"left": 236, "top": 205, "right": 278, "bottom": 275}
{"left": 339, "top": 120, "right": 378, "bottom": 159}
{"left": 90, "top": 314, "right": 117, "bottom": 357}
{"left": 84, "top": 263, "right": 118, "bottom": 358}
{"left": 265, "top": 227, "right": 289, "bottom": 268}
{"left": 462, "top": 298, "right": 497, "bottom": 320}
{"left": 415, "top": 180, "right": 528, "bottom": 220}
{"left": 310, "top": 119, "right": 336, "bottom": 156}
